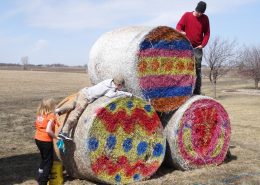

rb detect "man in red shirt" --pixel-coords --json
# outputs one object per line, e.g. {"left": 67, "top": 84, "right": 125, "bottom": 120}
{"left": 176, "top": 1, "right": 210, "bottom": 95}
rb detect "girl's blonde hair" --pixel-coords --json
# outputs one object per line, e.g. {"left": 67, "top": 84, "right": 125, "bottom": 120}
{"left": 37, "top": 98, "right": 56, "bottom": 115}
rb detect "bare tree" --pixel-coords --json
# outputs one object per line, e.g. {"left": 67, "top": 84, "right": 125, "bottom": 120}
{"left": 238, "top": 46, "right": 260, "bottom": 89}
{"left": 21, "top": 56, "right": 29, "bottom": 70}
{"left": 203, "top": 37, "right": 237, "bottom": 98}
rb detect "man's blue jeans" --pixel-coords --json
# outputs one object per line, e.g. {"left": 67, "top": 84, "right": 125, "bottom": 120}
{"left": 193, "top": 48, "right": 203, "bottom": 95}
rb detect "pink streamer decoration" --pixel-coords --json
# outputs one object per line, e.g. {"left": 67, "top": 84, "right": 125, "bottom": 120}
{"left": 140, "top": 74, "right": 195, "bottom": 89}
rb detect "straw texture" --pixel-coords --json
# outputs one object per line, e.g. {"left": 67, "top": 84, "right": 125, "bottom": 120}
{"left": 165, "top": 95, "right": 231, "bottom": 170}
{"left": 57, "top": 95, "right": 166, "bottom": 184}
{"left": 88, "top": 26, "right": 195, "bottom": 112}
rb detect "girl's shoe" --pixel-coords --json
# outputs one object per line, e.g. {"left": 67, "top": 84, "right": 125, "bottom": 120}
{"left": 58, "top": 132, "right": 73, "bottom": 141}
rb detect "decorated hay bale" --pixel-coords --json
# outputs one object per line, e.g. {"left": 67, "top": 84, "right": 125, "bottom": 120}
{"left": 56, "top": 95, "right": 166, "bottom": 184}
{"left": 165, "top": 95, "right": 231, "bottom": 170}
{"left": 88, "top": 26, "right": 196, "bottom": 112}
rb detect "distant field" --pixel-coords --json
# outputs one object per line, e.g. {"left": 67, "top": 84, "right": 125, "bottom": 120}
{"left": 0, "top": 65, "right": 87, "bottom": 73}
{"left": 0, "top": 70, "right": 259, "bottom": 185}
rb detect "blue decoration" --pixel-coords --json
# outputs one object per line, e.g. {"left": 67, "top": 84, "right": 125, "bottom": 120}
{"left": 106, "top": 135, "right": 117, "bottom": 150}
{"left": 184, "top": 123, "right": 192, "bottom": 129}
{"left": 137, "top": 141, "right": 148, "bottom": 155}
{"left": 133, "top": 174, "right": 141, "bottom": 181}
{"left": 140, "top": 40, "right": 193, "bottom": 51}
{"left": 115, "top": 174, "right": 121, "bottom": 182}
{"left": 142, "top": 86, "right": 193, "bottom": 99}
{"left": 127, "top": 101, "right": 134, "bottom": 109}
{"left": 123, "top": 138, "right": 132, "bottom": 152}
{"left": 88, "top": 137, "right": 99, "bottom": 151}
{"left": 144, "top": 105, "right": 151, "bottom": 112}
{"left": 223, "top": 121, "right": 229, "bottom": 128}
{"left": 109, "top": 103, "right": 117, "bottom": 111}
{"left": 153, "top": 143, "right": 164, "bottom": 157}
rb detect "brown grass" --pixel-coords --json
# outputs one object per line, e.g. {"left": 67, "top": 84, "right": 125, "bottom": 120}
{"left": 0, "top": 70, "right": 259, "bottom": 185}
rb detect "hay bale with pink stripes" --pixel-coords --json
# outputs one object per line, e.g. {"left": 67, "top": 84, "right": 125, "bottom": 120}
{"left": 57, "top": 95, "right": 166, "bottom": 184}
{"left": 88, "top": 26, "right": 196, "bottom": 112}
{"left": 165, "top": 95, "right": 231, "bottom": 170}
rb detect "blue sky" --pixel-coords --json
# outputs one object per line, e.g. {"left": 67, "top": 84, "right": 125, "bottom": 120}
{"left": 0, "top": 0, "right": 259, "bottom": 66}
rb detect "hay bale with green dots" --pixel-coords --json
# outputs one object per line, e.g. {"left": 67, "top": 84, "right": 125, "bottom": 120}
{"left": 165, "top": 95, "right": 231, "bottom": 170}
{"left": 58, "top": 95, "right": 166, "bottom": 184}
{"left": 88, "top": 26, "right": 196, "bottom": 113}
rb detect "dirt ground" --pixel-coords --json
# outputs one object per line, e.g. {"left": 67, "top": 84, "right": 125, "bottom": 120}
{"left": 0, "top": 70, "right": 259, "bottom": 185}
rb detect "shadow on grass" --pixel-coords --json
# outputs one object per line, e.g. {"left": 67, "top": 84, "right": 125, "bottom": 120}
{"left": 0, "top": 151, "right": 237, "bottom": 184}
{"left": 0, "top": 153, "right": 39, "bottom": 185}
{"left": 151, "top": 161, "right": 175, "bottom": 180}
{"left": 151, "top": 147, "right": 238, "bottom": 181}
{"left": 224, "top": 150, "right": 238, "bottom": 164}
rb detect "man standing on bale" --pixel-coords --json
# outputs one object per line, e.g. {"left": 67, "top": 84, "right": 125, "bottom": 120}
{"left": 176, "top": 1, "right": 210, "bottom": 95}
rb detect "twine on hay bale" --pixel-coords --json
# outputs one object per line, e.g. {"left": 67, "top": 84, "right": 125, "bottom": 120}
{"left": 165, "top": 95, "right": 231, "bottom": 170}
{"left": 55, "top": 95, "right": 166, "bottom": 184}
{"left": 88, "top": 26, "right": 196, "bottom": 113}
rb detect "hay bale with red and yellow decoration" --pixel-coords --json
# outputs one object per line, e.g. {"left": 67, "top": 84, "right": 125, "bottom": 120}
{"left": 165, "top": 95, "right": 231, "bottom": 170}
{"left": 88, "top": 26, "right": 196, "bottom": 113}
{"left": 55, "top": 95, "right": 166, "bottom": 184}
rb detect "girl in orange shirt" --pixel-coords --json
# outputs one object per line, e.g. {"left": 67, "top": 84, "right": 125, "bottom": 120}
{"left": 35, "top": 98, "right": 60, "bottom": 185}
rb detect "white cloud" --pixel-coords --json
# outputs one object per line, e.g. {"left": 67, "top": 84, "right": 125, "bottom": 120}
{"left": 208, "top": 0, "right": 258, "bottom": 13}
{"left": 0, "top": 0, "right": 258, "bottom": 65}
{"left": 6, "top": 0, "right": 256, "bottom": 31}
{"left": 33, "top": 39, "right": 48, "bottom": 52}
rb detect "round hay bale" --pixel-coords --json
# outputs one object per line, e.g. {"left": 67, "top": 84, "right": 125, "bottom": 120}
{"left": 57, "top": 95, "right": 166, "bottom": 184}
{"left": 165, "top": 95, "right": 231, "bottom": 170}
{"left": 88, "top": 26, "right": 196, "bottom": 113}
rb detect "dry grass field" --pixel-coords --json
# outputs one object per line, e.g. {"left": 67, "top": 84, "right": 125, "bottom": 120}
{"left": 0, "top": 70, "right": 259, "bottom": 185}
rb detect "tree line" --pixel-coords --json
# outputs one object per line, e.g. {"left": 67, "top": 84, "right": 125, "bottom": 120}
{"left": 203, "top": 37, "right": 260, "bottom": 98}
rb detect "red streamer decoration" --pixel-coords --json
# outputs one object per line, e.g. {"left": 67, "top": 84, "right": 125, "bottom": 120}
{"left": 91, "top": 155, "right": 160, "bottom": 177}
{"left": 95, "top": 107, "right": 161, "bottom": 134}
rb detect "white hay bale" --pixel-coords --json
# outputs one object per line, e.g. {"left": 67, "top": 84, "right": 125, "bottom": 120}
{"left": 165, "top": 95, "right": 231, "bottom": 170}
{"left": 88, "top": 26, "right": 195, "bottom": 112}
{"left": 57, "top": 95, "right": 166, "bottom": 184}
